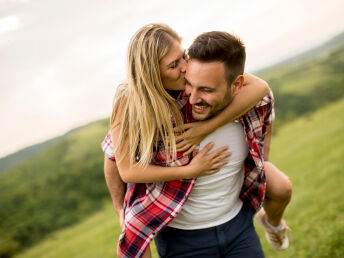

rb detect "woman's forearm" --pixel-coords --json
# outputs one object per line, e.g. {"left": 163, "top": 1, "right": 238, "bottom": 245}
{"left": 104, "top": 157, "right": 126, "bottom": 214}
{"left": 118, "top": 162, "right": 193, "bottom": 183}
{"left": 111, "top": 127, "right": 195, "bottom": 183}
{"left": 111, "top": 101, "right": 230, "bottom": 184}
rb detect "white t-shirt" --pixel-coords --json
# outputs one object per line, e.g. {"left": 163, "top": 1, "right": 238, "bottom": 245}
{"left": 169, "top": 121, "right": 248, "bottom": 230}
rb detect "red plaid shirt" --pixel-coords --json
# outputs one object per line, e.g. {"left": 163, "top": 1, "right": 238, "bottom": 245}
{"left": 101, "top": 91, "right": 274, "bottom": 258}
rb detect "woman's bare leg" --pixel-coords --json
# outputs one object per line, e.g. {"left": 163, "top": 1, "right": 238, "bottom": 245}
{"left": 263, "top": 161, "right": 292, "bottom": 226}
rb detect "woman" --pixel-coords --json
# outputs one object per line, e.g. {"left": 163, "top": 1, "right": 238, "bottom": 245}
{"left": 110, "top": 23, "right": 267, "bottom": 180}
{"left": 106, "top": 24, "right": 290, "bottom": 257}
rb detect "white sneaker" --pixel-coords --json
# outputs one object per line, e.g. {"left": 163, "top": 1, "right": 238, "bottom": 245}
{"left": 254, "top": 208, "right": 290, "bottom": 251}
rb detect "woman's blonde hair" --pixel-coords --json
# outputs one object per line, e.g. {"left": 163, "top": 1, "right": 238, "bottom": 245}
{"left": 111, "top": 23, "right": 184, "bottom": 167}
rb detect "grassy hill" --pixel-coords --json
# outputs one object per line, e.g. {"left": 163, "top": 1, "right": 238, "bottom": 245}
{"left": 16, "top": 98, "right": 344, "bottom": 258}
{"left": 0, "top": 119, "right": 111, "bottom": 256}
{"left": 0, "top": 136, "right": 62, "bottom": 174}
{"left": 258, "top": 44, "right": 344, "bottom": 130}
{"left": 258, "top": 98, "right": 344, "bottom": 258}
{"left": 0, "top": 120, "right": 108, "bottom": 174}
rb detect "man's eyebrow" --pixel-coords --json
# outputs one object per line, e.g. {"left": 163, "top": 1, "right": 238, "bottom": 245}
{"left": 185, "top": 77, "right": 215, "bottom": 90}
{"left": 199, "top": 86, "right": 216, "bottom": 91}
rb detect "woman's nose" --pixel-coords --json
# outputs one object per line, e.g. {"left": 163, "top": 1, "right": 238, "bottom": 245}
{"left": 180, "top": 58, "right": 186, "bottom": 73}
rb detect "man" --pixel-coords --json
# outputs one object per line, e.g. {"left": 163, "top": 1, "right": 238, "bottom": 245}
{"left": 103, "top": 31, "right": 290, "bottom": 257}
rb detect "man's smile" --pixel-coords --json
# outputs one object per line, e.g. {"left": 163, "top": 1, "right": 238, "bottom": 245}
{"left": 192, "top": 104, "right": 210, "bottom": 113}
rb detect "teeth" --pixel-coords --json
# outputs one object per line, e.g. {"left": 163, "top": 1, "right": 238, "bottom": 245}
{"left": 194, "top": 105, "right": 207, "bottom": 110}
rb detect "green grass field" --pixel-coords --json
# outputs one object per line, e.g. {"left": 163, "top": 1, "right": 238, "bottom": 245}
{"left": 257, "top": 98, "right": 344, "bottom": 258}
{"left": 17, "top": 98, "right": 344, "bottom": 258}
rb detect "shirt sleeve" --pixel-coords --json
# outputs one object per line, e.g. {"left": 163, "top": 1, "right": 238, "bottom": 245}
{"left": 264, "top": 91, "right": 275, "bottom": 125}
{"left": 255, "top": 90, "right": 275, "bottom": 125}
{"left": 101, "top": 132, "right": 116, "bottom": 161}
{"left": 175, "top": 90, "right": 188, "bottom": 110}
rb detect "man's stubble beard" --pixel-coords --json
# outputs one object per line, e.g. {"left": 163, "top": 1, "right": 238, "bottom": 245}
{"left": 193, "top": 86, "right": 234, "bottom": 121}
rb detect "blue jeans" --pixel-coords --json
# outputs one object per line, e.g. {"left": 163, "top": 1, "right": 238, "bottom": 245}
{"left": 155, "top": 204, "right": 264, "bottom": 258}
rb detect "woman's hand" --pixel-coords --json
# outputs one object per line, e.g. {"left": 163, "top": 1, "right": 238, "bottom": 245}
{"left": 186, "top": 142, "right": 231, "bottom": 178}
{"left": 175, "top": 122, "right": 210, "bottom": 156}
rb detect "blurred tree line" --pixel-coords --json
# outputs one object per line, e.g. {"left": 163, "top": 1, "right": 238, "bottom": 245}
{"left": 0, "top": 120, "right": 110, "bottom": 257}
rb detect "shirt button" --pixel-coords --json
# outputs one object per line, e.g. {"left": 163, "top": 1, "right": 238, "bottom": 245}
{"left": 169, "top": 215, "right": 174, "bottom": 218}
{"left": 152, "top": 232, "right": 156, "bottom": 235}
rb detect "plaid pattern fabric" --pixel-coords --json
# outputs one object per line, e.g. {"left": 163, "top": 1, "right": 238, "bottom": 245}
{"left": 101, "top": 90, "right": 274, "bottom": 257}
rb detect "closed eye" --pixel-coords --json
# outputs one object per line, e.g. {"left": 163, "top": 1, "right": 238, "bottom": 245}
{"left": 201, "top": 87, "right": 215, "bottom": 93}
{"left": 168, "top": 61, "right": 178, "bottom": 69}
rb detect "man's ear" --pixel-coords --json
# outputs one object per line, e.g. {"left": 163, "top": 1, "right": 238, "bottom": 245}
{"left": 231, "top": 75, "right": 244, "bottom": 96}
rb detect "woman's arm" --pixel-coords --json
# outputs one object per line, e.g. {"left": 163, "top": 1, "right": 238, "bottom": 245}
{"left": 104, "top": 157, "right": 126, "bottom": 230}
{"left": 114, "top": 137, "right": 230, "bottom": 183}
{"left": 111, "top": 100, "right": 231, "bottom": 183}
{"left": 176, "top": 73, "right": 270, "bottom": 155}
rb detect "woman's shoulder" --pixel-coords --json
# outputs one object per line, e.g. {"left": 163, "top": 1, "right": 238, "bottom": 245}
{"left": 113, "top": 83, "right": 129, "bottom": 105}
{"left": 111, "top": 83, "right": 129, "bottom": 125}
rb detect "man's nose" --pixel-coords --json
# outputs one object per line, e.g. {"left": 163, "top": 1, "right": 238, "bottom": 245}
{"left": 188, "top": 89, "right": 200, "bottom": 105}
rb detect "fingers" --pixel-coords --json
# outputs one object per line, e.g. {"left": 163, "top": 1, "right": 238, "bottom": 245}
{"left": 182, "top": 144, "right": 197, "bottom": 156}
{"left": 174, "top": 123, "right": 194, "bottom": 133}
{"left": 198, "top": 142, "right": 215, "bottom": 154}
{"left": 205, "top": 168, "right": 220, "bottom": 175}
{"left": 212, "top": 152, "right": 232, "bottom": 164}
{"left": 175, "top": 134, "right": 185, "bottom": 144}
{"left": 176, "top": 140, "right": 188, "bottom": 149}
{"left": 177, "top": 143, "right": 192, "bottom": 152}
{"left": 175, "top": 130, "right": 191, "bottom": 143}
{"left": 173, "top": 125, "right": 184, "bottom": 133}
{"left": 181, "top": 123, "right": 194, "bottom": 130}
{"left": 205, "top": 160, "right": 229, "bottom": 175}
{"left": 208, "top": 145, "right": 229, "bottom": 158}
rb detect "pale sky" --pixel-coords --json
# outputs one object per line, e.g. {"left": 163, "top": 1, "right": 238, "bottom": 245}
{"left": 1, "top": 0, "right": 344, "bottom": 158}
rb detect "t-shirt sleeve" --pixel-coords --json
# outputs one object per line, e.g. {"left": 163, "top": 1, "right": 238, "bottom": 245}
{"left": 101, "top": 132, "right": 116, "bottom": 161}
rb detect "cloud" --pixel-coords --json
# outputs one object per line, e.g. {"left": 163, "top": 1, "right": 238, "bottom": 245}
{"left": 0, "top": 16, "right": 21, "bottom": 34}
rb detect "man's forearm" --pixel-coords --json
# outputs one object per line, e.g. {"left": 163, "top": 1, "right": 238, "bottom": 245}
{"left": 104, "top": 157, "right": 126, "bottom": 215}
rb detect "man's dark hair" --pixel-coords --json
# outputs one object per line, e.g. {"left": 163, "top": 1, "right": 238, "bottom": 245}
{"left": 188, "top": 31, "right": 246, "bottom": 85}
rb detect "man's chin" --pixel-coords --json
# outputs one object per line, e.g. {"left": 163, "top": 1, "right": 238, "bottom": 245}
{"left": 192, "top": 110, "right": 209, "bottom": 121}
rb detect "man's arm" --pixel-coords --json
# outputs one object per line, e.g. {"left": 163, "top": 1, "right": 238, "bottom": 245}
{"left": 104, "top": 157, "right": 126, "bottom": 230}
